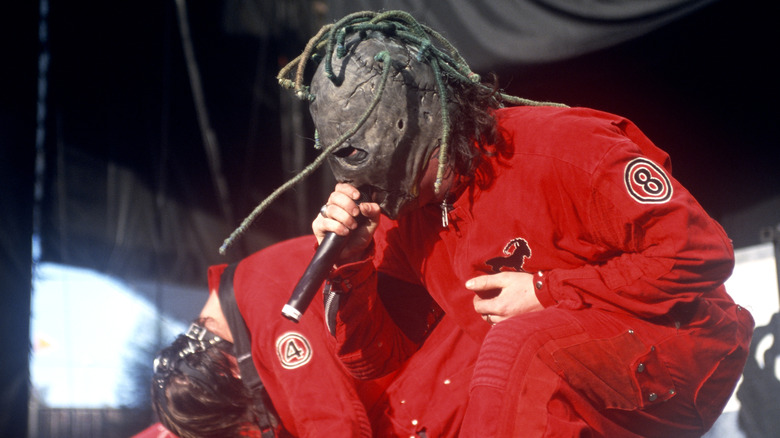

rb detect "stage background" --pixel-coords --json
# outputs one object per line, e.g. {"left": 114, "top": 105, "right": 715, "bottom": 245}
{"left": 2, "top": 0, "right": 778, "bottom": 436}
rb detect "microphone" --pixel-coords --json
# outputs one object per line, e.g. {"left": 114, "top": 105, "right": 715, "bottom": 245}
{"left": 282, "top": 196, "right": 368, "bottom": 322}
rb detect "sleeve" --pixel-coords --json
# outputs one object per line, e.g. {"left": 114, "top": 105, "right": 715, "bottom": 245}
{"left": 326, "top": 251, "right": 426, "bottom": 379}
{"left": 537, "top": 138, "right": 735, "bottom": 318}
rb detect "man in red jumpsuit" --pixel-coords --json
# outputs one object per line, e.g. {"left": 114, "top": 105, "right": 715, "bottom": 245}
{"left": 296, "top": 11, "right": 754, "bottom": 438}
{"left": 150, "top": 236, "right": 481, "bottom": 437}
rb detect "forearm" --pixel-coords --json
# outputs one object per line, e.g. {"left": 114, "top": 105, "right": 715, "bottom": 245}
{"left": 327, "top": 259, "right": 420, "bottom": 379}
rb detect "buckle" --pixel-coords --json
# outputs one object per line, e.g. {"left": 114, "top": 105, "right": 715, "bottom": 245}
{"left": 185, "top": 323, "right": 208, "bottom": 342}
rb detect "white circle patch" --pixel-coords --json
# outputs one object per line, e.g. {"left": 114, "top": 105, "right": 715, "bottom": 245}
{"left": 624, "top": 158, "right": 672, "bottom": 204}
{"left": 275, "top": 332, "right": 313, "bottom": 369}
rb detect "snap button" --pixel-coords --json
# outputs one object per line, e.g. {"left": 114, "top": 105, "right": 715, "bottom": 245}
{"left": 648, "top": 393, "right": 658, "bottom": 402}
{"left": 637, "top": 363, "right": 645, "bottom": 373}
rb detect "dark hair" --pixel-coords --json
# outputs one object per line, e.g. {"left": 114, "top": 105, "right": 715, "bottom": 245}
{"left": 151, "top": 321, "right": 265, "bottom": 438}
{"left": 446, "top": 72, "right": 507, "bottom": 186}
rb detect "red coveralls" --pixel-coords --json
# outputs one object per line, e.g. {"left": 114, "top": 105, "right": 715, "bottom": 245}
{"left": 209, "top": 236, "right": 481, "bottom": 437}
{"left": 326, "top": 106, "right": 754, "bottom": 437}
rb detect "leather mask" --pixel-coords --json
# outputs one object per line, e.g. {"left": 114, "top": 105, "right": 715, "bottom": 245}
{"left": 309, "top": 32, "right": 443, "bottom": 219}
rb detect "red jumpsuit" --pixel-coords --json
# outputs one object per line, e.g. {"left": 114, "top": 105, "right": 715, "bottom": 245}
{"left": 326, "top": 106, "right": 754, "bottom": 437}
{"left": 209, "top": 236, "right": 481, "bottom": 437}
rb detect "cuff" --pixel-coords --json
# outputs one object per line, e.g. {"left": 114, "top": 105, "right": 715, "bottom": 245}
{"left": 533, "top": 270, "right": 557, "bottom": 308}
{"left": 329, "top": 255, "right": 375, "bottom": 294}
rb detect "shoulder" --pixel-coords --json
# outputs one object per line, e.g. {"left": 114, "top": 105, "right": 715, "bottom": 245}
{"left": 241, "top": 235, "right": 317, "bottom": 267}
{"left": 494, "top": 106, "right": 659, "bottom": 175}
{"left": 495, "top": 105, "right": 626, "bottom": 124}
{"left": 232, "top": 235, "right": 317, "bottom": 303}
{"left": 495, "top": 105, "right": 635, "bottom": 144}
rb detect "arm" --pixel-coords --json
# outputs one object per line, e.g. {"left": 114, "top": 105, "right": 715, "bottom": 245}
{"left": 314, "top": 184, "right": 425, "bottom": 378}
{"left": 541, "top": 142, "right": 735, "bottom": 318}
{"left": 467, "top": 115, "right": 734, "bottom": 321}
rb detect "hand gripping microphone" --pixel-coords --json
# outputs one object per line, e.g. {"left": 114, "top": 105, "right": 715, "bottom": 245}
{"left": 281, "top": 195, "right": 368, "bottom": 322}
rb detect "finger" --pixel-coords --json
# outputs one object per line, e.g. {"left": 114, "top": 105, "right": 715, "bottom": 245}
{"left": 334, "top": 182, "right": 363, "bottom": 201}
{"left": 314, "top": 214, "right": 350, "bottom": 233}
{"left": 473, "top": 297, "right": 501, "bottom": 325}
{"left": 327, "top": 191, "right": 361, "bottom": 217}
{"left": 465, "top": 275, "right": 504, "bottom": 300}
{"left": 473, "top": 294, "right": 487, "bottom": 314}
{"left": 312, "top": 215, "right": 348, "bottom": 244}
{"left": 313, "top": 195, "right": 357, "bottom": 235}
{"left": 327, "top": 203, "right": 362, "bottom": 231}
{"left": 358, "top": 202, "right": 382, "bottom": 221}
{"left": 465, "top": 274, "right": 501, "bottom": 291}
{"left": 473, "top": 291, "right": 497, "bottom": 311}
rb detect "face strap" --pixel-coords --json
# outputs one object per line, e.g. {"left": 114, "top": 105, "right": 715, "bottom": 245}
{"left": 153, "top": 323, "right": 234, "bottom": 391}
{"left": 183, "top": 322, "right": 231, "bottom": 353}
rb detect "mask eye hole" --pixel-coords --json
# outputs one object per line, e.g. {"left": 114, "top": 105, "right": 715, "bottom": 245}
{"left": 334, "top": 146, "right": 368, "bottom": 163}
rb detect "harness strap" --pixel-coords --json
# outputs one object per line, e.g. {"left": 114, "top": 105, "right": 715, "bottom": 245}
{"left": 218, "top": 263, "right": 279, "bottom": 438}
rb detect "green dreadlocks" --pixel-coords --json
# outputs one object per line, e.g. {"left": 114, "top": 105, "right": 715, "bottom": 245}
{"left": 220, "top": 10, "right": 565, "bottom": 254}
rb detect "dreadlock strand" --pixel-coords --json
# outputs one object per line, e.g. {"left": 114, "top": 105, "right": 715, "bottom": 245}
{"left": 219, "top": 50, "right": 394, "bottom": 254}
{"left": 277, "top": 24, "right": 332, "bottom": 101}
{"left": 421, "top": 23, "right": 469, "bottom": 66}
{"left": 498, "top": 93, "right": 569, "bottom": 108}
{"left": 325, "top": 11, "right": 377, "bottom": 81}
{"left": 429, "top": 59, "right": 451, "bottom": 194}
{"left": 375, "top": 9, "right": 428, "bottom": 39}
{"left": 221, "top": 10, "right": 569, "bottom": 252}
{"left": 348, "top": 21, "right": 397, "bottom": 40}
{"left": 292, "top": 24, "right": 333, "bottom": 92}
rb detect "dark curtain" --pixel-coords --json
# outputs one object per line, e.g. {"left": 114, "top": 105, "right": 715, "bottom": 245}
{"left": 1, "top": 2, "right": 38, "bottom": 437}
{"left": 325, "top": 0, "right": 718, "bottom": 70}
{"left": 37, "top": 0, "right": 330, "bottom": 289}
